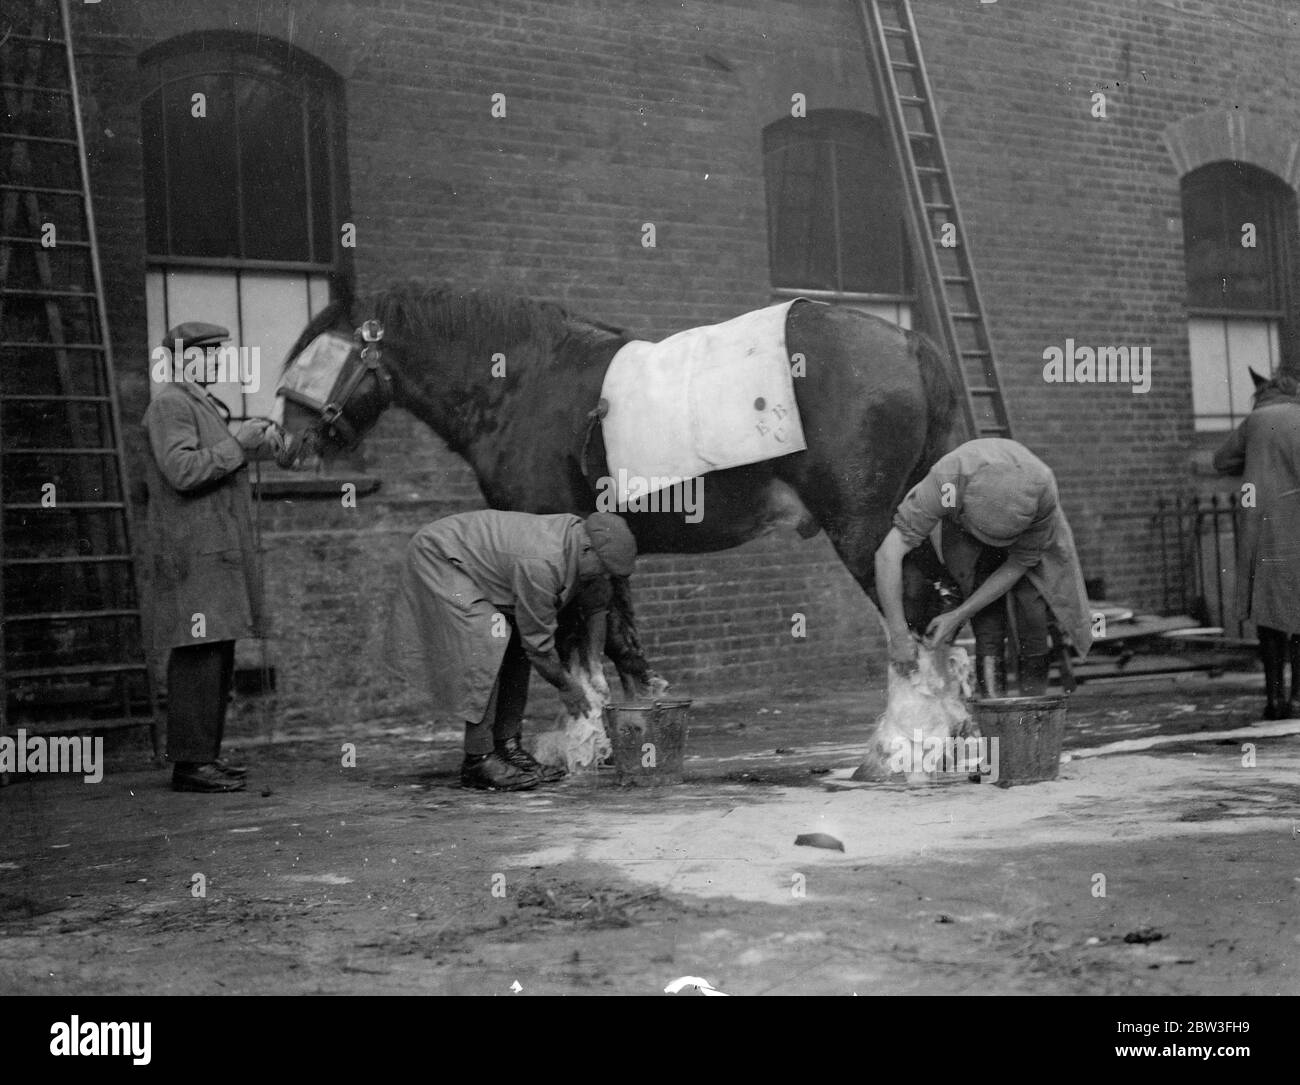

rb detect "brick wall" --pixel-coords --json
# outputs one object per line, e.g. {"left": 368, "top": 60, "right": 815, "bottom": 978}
{"left": 65, "top": 0, "right": 1300, "bottom": 728}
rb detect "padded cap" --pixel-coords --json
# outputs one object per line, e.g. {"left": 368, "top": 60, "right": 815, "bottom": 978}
{"left": 163, "top": 322, "right": 229, "bottom": 351}
{"left": 582, "top": 512, "right": 637, "bottom": 577}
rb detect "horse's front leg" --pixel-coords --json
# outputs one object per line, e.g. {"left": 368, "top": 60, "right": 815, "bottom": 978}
{"left": 605, "top": 575, "right": 669, "bottom": 699}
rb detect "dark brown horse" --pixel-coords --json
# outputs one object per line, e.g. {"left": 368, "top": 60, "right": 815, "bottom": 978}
{"left": 273, "top": 283, "right": 959, "bottom": 696}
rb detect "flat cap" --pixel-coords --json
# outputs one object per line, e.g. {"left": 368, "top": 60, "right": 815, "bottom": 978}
{"left": 583, "top": 512, "right": 637, "bottom": 577}
{"left": 163, "top": 322, "right": 229, "bottom": 351}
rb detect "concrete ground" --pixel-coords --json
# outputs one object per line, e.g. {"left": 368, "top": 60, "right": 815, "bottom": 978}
{"left": 1, "top": 669, "right": 1297, "bottom": 996}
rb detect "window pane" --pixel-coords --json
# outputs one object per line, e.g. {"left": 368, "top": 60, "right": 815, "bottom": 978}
{"left": 238, "top": 271, "right": 311, "bottom": 418}
{"left": 163, "top": 73, "right": 239, "bottom": 257}
{"left": 308, "top": 96, "right": 336, "bottom": 262}
{"left": 238, "top": 75, "right": 312, "bottom": 261}
{"left": 141, "top": 90, "right": 167, "bottom": 254}
{"left": 1183, "top": 164, "right": 1284, "bottom": 313}
{"left": 764, "top": 111, "right": 910, "bottom": 295}
{"left": 834, "top": 136, "right": 907, "bottom": 294}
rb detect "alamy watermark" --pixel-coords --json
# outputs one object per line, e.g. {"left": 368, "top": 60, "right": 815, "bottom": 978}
{"left": 150, "top": 341, "right": 262, "bottom": 393}
{"left": 595, "top": 470, "right": 704, "bottom": 523}
{"left": 887, "top": 729, "right": 1000, "bottom": 783}
{"left": 0, "top": 729, "right": 103, "bottom": 783}
{"left": 1042, "top": 340, "right": 1151, "bottom": 394}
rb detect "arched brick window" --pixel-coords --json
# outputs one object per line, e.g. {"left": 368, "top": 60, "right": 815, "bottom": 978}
{"left": 1182, "top": 161, "right": 1292, "bottom": 432}
{"left": 140, "top": 32, "right": 350, "bottom": 423}
{"left": 764, "top": 109, "right": 913, "bottom": 325}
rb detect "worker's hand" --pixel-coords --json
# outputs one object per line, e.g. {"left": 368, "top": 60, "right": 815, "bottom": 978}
{"left": 888, "top": 628, "right": 919, "bottom": 675}
{"left": 924, "top": 609, "right": 964, "bottom": 649}
{"left": 234, "top": 418, "right": 272, "bottom": 451}
{"left": 262, "top": 422, "right": 288, "bottom": 458}
{"left": 560, "top": 683, "right": 592, "bottom": 719}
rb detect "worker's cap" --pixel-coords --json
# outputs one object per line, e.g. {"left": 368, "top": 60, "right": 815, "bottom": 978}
{"left": 963, "top": 461, "right": 1055, "bottom": 546}
{"left": 582, "top": 512, "right": 637, "bottom": 577}
{"left": 163, "top": 322, "right": 230, "bottom": 352}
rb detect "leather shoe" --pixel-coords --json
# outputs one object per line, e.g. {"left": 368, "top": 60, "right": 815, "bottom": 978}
{"left": 460, "top": 751, "right": 539, "bottom": 791}
{"left": 172, "top": 763, "right": 246, "bottom": 793}
{"left": 213, "top": 759, "right": 248, "bottom": 778}
{"left": 496, "top": 736, "right": 566, "bottom": 783}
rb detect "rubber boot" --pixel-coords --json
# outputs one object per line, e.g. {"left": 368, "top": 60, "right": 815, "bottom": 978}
{"left": 975, "top": 654, "right": 1006, "bottom": 699}
{"left": 1258, "top": 626, "right": 1287, "bottom": 720}
{"left": 1018, "top": 653, "right": 1051, "bottom": 696}
{"left": 1287, "top": 634, "right": 1300, "bottom": 719}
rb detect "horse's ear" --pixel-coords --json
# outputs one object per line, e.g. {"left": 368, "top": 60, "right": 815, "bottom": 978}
{"left": 1250, "top": 367, "right": 1268, "bottom": 390}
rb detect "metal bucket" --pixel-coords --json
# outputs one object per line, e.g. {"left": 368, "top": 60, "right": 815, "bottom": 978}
{"left": 971, "top": 694, "right": 1067, "bottom": 787}
{"left": 604, "top": 699, "right": 691, "bottom": 786}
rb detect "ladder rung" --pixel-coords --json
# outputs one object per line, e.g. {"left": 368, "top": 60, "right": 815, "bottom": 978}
{"left": 0, "top": 82, "right": 71, "bottom": 96}
{"left": 907, "top": 131, "right": 935, "bottom": 141}
{"left": 0, "top": 394, "right": 111, "bottom": 402}
{"left": 3, "top": 501, "right": 125, "bottom": 510}
{"left": 2, "top": 341, "right": 105, "bottom": 350}
{"left": 3, "top": 35, "right": 68, "bottom": 46}
{"left": 3, "top": 555, "right": 135, "bottom": 565}
{"left": 961, "top": 349, "right": 991, "bottom": 357}
{"left": 952, "top": 312, "right": 982, "bottom": 321}
{"left": 4, "top": 608, "right": 141, "bottom": 623}
{"left": 0, "top": 132, "right": 78, "bottom": 146}
{"left": 881, "top": 26, "right": 910, "bottom": 37}
{"left": 0, "top": 287, "right": 96, "bottom": 298}
{"left": 1, "top": 717, "right": 155, "bottom": 738}
{"left": 0, "top": 395, "right": 110, "bottom": 402}
{"left": 890, "top": 61, "right": 918, "bottom": 71}
{"left": 968, "top": 387, "right": 999, "bottom": 396}
{"left": 898, "top": 95, "right": 928, "bottom": 106}
{"left": 925, "top": 203, "right": 953, "bottom": 213}
{"left": 915, "top": 166, "right": 942, "bottom": 175}
{"left": 0, "top": 183, "right": 82, "bottom": 197}
{"left": 6, "top": 663, "right": 149, "bottom": 680}
{"left": 944, "top": 276, "right": 971, "bottom": 285}
{"left": 0, "top": 235, "right": 90, "bottom": 247}
{"left": 1, "top": 447, "right": 117, "bottom": 455}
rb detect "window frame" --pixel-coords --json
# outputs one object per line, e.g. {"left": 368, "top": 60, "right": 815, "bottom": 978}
{"left": 763, "top": 108, "right": 914, "bottom": 306}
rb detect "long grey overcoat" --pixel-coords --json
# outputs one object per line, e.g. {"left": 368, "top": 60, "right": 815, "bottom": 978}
{"left": 140, "top": 381, "right": 263, "bottom": 652}
{"left": 1213, "top": 397, "right": 1300, "bottom": 634}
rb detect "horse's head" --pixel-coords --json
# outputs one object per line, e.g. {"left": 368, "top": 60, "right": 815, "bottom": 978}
{"left": 272, "top": 299, "right": 395, "bottom": 469}
{"left": 1250, "top": 366, "right": 1300, "bottom": 408}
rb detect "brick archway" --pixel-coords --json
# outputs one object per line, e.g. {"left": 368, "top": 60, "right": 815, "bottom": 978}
{"left": 1163, "top": 110, "right": 1300, "bottom": 188}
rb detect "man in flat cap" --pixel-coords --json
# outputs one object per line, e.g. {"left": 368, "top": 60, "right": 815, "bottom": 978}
{"left": 387, "top": 509, "right": 638, "bottom": 790}
{"left": 142, "top": 323, "right": 274, "bottom": 793}
{"left": 874, "top": 437, "right": 1092, "bottom": 697}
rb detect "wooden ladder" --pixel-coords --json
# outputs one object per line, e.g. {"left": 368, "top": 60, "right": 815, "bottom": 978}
{"left": 857, "top": 0, "right": 1013, "bottom": 440}
{"left": 0, "top": 0, "right": 155, "bottom": 749}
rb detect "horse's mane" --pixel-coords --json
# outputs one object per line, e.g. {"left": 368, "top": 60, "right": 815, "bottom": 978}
{"left": 281, "top": 282, "right": 628, "bottom": 374}
{"left": 372, "top": 283, "right": 626, "bottom": 362}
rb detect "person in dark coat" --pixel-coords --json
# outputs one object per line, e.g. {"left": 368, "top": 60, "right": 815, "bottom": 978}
{"left": 874, "top": 438, "right": 1092, "bottom": 696}
{"left": 387, "top": 509, "right": 637, "bottom": 791}
{"left": 1213, "top": 369, "right": 1300, "bottom": 719}
{"left": 142, "top": 322, "right": 273, "bottom": 792}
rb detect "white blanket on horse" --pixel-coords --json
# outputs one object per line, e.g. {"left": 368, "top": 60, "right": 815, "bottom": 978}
{"left": 600, "top": 301, "right": 806, "bottom": 503}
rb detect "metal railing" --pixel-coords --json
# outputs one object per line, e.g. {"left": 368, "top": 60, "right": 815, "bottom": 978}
{"left": 1150, "top": 494, "right": 1243, "bottom": 637}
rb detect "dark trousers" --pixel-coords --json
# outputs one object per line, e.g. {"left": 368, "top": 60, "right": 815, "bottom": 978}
{"left": 464, "top": 618, "right": 531, "bottom": 756}
{"left": 166, "top": 640, "right": 235, "bottom": 764}
{"left": 944, "top": 525, "right": 1050, "bottom": 657}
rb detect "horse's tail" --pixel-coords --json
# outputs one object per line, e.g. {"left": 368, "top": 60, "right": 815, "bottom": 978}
{"left": 906, "top": 330, "right": 961, "bottom": 491}
{"left": 281, "top": 283, "right": 356, "bottom": 374}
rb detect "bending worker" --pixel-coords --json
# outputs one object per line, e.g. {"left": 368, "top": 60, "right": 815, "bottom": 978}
{"left": 874, "top": 437, "right": 1093, "bottom": 696}
{"left": 387, "top": 509, "right": 636, "bottom": 791}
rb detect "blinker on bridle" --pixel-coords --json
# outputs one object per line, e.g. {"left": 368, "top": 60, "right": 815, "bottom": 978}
{"left": 296, "top": 318, "right": 393, "bottom": 452}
